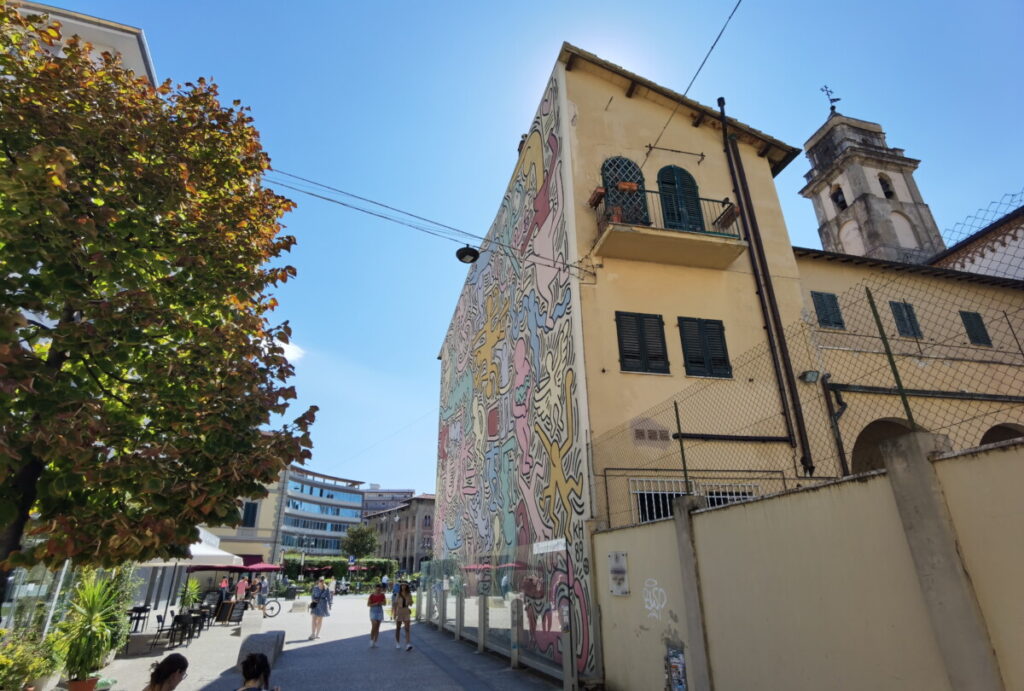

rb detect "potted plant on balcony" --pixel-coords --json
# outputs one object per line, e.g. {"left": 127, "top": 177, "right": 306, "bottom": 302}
{"left": 54, "top": 571, "right": 120, "bottom": 691}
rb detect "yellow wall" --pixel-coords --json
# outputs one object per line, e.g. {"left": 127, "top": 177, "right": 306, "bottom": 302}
{"left": 592, "top": 519, "right": 688, "bottom": 691}
{"left": 935, "top": 441, "right": 1024, "bottom": 691}
{"left": 563, "top": 65, "right": 805, "bottom": 443}
{"left": 206, "top": 479, "right": 282, "bottom": 562}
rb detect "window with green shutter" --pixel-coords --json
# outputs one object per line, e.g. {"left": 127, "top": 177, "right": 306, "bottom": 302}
{"left": 678, "top": 317, "right": 732, "bottom": 378}
{"left": 615, "top": 311, "right": 669, "bottom": 373}
{"left": 810, "top": 291, "right": 845, "bottom": 329}
{"left": 241, "top": 501, "right": 258, "bottom": 527}
{"left": 959, "top": 311, "right": 992, "bottom": 346}
{"left": 657, "top": 165, "right": 704, "bottom": 232}
{"left": 889, "top": 301, "right": 923, "bottom": 339}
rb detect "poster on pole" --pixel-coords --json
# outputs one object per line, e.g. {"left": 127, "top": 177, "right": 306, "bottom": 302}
{"left": 608, "top": 552, "right": 629, "bottom": 595}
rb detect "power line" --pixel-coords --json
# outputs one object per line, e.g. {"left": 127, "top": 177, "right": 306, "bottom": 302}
{"left": 265, "top": 170, "right": 592, "bottom": 277}
{"left": 640, "top": 0, "right": 745, "bottom": 170}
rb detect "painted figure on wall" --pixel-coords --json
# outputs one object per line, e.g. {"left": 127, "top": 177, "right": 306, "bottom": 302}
{"left": 436, "top": 74, "right": 595, "bottom": 674}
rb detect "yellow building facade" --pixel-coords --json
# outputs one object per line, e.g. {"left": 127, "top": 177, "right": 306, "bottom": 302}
{"left": 435, "top": 43, "right": 1023, "bottom": 681}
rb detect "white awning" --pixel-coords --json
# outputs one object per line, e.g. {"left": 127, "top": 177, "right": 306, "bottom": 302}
{"left": 136, "top": 541, "right": 244, "bottom": 568}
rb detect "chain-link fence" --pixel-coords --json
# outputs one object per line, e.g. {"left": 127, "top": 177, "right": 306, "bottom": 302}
{"left": 593, "top": 264, "right": 1024, "bottom": 530}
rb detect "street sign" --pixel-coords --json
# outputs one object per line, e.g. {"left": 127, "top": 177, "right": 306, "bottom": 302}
{"left": 348, "top": 555, "right": 356, "bottom": 565}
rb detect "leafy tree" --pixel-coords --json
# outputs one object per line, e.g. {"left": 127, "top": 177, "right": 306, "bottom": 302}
{"left": 340, "top": 524, "right": 379, "bottom": 561}
{"left": 0, "top": 7, "right": 315, "bottom": 572}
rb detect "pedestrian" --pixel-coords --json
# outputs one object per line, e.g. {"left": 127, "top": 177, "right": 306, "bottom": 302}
{"left": 389, "top": 579, "right": 401, "bottom": 620}
{"left": 219, "top": 576, "right": 230, "bottom": 601}
{"left": 236, "top": 652, "right": 281, "bottom": 691}
{"left": 393, "top": 582, "right": 414, "bottom": 651}
{"left": 367, "top": 583, "right": 386, "bottom": 648}
{"left": 236, "top": 575, "right": 250, "bottom": 602}
{"left": 250, "top": 574, "right": 263, "bottom": 611}
{"left": 309, "top": 576, "right": 332, "bottom": 640}
{"left": 143, "top": 652, "right": 188, "bottom": 691}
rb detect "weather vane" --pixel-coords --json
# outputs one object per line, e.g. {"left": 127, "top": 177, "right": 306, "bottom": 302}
{"left": 821, "top": 85, "right": 841, "bottom": 113}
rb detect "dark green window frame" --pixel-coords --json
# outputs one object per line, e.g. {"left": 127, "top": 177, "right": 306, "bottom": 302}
{"left": 615, "top": 311, "right": 670, "bottom": 374}
{"left": 678, "top": 317, "right": 732, "bottom": 378}
{"left": 241, "top": 501, "right": 258, "bottom": 528}
{"left": 811, "top": 291, "right": 845, "bottom": 329}
{"left": 959, "top": 311, "right": 992, "bottom": 347}
{"left": 889, "top": 301, "right": 923, "bottom": 339}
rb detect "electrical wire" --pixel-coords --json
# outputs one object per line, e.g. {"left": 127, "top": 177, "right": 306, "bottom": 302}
{"left": 640, "top": 0, "right": 745, "bottom": 170}
{"left": 265, "top": 169, "right": 592, "bottom": 277}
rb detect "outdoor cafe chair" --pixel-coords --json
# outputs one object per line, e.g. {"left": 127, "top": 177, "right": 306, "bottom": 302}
{"left": 148, "top": 614, "right": 176, "bottom": 650}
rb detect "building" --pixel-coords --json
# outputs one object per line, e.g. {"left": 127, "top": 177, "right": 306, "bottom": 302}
{"left": 434, "top": 43, "right": 1023, "bottom": 682}
{"left": 368, "top": 494, "right": 435, "bottom": 572}
{"left": 361, "top": 485, "right": 415, "bottom": 517}
{"left": 209, "top": 465, "right": 364, "bottom": 562}
{"left": 19, "top": 2, "right": 156, "bottom": 83}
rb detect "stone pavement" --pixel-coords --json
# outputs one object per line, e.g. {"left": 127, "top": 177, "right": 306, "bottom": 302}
{"left": 100, "top": 595, "right": 559, "bottom": 690}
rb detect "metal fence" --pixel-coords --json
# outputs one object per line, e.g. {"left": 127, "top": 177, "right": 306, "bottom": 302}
{"left": 592, "top": 263, "right": 1024, "bottom": 530}
{"left": 592, "top": 187, "right": 742, "bottom": 239}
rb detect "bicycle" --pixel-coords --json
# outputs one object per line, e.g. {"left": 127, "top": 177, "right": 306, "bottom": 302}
{"left": 262, "top": 597, "right": 281, "bottom": 618}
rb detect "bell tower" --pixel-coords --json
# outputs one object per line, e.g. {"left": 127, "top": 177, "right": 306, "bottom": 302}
{"left": 799, "top": 110, "right": 944, "bottom": 263}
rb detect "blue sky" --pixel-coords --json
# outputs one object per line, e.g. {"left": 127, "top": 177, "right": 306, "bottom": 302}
{"left": 60, "top": 0, "right": 1023, "bottom": 494}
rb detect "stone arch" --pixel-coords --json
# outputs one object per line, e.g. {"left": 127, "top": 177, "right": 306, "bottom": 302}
{"left": 878, "top": 173, "right": 896, "bottom": 199}
{"left": 890, "top": 211, "right": 918, "bottom": 248}
{"left": 839, "top": 220, "right": 864, "bottom": 255}
{"left": 980, "top": 423, "right": 1024, "bottom": 445}
{"left": 850, "top": 418, "right": 922, "bottom": 474}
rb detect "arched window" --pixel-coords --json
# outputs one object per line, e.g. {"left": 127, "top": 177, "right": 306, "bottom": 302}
{"left": 980, "top": 423, "right": 1024, "bottom": 445}
{"left": 831, "top": 185, "right": 848, "bottom": 211}
{"left": 878, "top": 174, "right": 895, "bottom": 200}
{"left": 850, "top": 418, "right": 920, "bottom": 474}
{"left": 657, "top": 165, "right": 705, "bottom": 232}
{"left": 601, "top": 156, "right": 649, "bottom": 226}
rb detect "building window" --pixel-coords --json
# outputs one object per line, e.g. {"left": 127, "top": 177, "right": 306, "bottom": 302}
{"left": 959, "top": 311, "right": 992, "bottom": 346}
{"left": 657, "top": 165, "right": 704, "bottom": 232}
{"left": 241, "top": 501, "right": 258, "bottom": 528}
{"left": 678, "top": 317, "right": 732, "bottom": 378}
{"left": 636, "top": 491, "right": 685, "bottom": 524}
{"left": 889, "top": 301, "right": 923, "bottom": 339}
{"left": 615, "top": 311, "right": 669, "bottom": 374}
{"left": 878, "top": 174, "right": 895, "bottom": 200}
{"left": 704, "top": 487, "right": 755, "bottom": 508}
{"left": 601, "top": 156, "right": 649, "bottom": 226}
{"left": 831, "top": 185, "right": 848, "bottom": 211}
{"left": 810, "top": 291, "right": 845, "bottom": 329}
{"left": 423, "top": 515, "right": 432, "bottom": 528}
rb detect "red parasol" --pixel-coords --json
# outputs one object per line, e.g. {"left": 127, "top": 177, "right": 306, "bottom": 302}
{"left": 245, "top": 562, "right": 282, "bottom": 572}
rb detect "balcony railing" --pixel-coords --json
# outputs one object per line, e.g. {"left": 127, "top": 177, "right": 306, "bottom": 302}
{"left": 590, "top": 186, "right": 742, "bottom": 238}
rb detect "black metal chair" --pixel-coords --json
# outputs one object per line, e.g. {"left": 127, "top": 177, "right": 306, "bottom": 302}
{"left": 168, "top": 613, "right": 193, "bottom": 648}
{"left": 148, "top": 614, "right": 176, "bottom": 650}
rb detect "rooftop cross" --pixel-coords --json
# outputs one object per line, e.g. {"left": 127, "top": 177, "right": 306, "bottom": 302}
{"left": 820, "top": 84, "right": 842, "bottom": 113}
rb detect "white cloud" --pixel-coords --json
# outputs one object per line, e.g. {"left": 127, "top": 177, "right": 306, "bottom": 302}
{"left": 280, "top": 340, "right": 306, "bottom": 363}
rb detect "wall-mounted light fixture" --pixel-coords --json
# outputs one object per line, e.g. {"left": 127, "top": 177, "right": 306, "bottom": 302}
{"left": 798, "top": 370, "right": 821, "bottom": 383}
{"left": 456, "top": 245, "right": 480, "bottom": 264}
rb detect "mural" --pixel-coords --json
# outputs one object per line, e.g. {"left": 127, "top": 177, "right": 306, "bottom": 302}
{"left": 436, "top": 75, "right": 595, "bottom": 674}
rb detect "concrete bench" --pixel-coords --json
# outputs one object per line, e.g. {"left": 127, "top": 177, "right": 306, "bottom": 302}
{"left": 237, "top": 630, "right": 285, "bottom": 668}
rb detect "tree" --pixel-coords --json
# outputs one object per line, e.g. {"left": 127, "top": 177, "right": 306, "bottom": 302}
{"left": 340, "top": 525, "right": 379, "bottom": 561}
{"left": 0, "top": 7, "right": 316, "bottom": 571}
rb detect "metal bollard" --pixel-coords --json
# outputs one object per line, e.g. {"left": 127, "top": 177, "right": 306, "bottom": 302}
{"left": 438, "top": 586, "right": 447, "bottom": 632}
{"left": 477, "top": 594, "right": 487, "bottom": 653}
{"left": 510, "top": 597, "right": 522, "bottom": 669}
{"left": 422, "top": 585, "right": 431, "bottom": 625}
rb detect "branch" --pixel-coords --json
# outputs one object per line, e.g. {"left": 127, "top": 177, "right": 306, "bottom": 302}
{"left": 80, "top": 353, "right": 132, "bottom": 408}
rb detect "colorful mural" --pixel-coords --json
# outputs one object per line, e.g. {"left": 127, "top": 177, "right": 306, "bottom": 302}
{"left": 436, "top": 74, "right": 595, "bottom": 674}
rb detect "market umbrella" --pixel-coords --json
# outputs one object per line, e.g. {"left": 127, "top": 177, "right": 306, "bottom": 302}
{"left": 245, "top": 562, "right": 282, "bottom": 572}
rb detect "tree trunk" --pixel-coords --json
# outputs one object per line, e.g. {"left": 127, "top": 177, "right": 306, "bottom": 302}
{"left": 0, "top": 455, "right": 45, "bottom": 623}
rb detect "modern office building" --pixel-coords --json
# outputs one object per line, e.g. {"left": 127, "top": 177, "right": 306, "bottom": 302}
{"left": 209, "top": 465, "right": 364, "bottom": 562}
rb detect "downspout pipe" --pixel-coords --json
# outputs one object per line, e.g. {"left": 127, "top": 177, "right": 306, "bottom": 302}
{"left": 719, "top": 97, "right": 815, "bottom": 476}
{"left": 715, "top": 98, "right": 796, "bottom": 448}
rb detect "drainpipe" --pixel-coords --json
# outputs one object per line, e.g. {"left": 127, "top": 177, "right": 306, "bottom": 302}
{"left": 716, "top": 98, "right": 795, "bottom": 448}
{"left": 719, "top": 98, "right": 815, "bottom": 476}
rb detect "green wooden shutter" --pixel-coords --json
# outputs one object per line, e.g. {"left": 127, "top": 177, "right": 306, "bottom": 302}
{"left": 703, "top": 320, "right": 732, "bottom": 377}
{"left": 615, "top": 312, "right": 644, "bottom": 371}
{"left": 811, "top": 291, "right": 845, "bottom": 329}
{"left": 641, "top": 314, "right": 670, "bottom": 373}
{"left": 959, "top": 311, "right": 992, "bottom": 346}
{"left": 890, "top": 301, "right": 923, "bottom": 338}
{"left": 679, "top": 317, "right": 709, "bottom": 376}
{"left": 658, "top": 166, "right": 704, "bottom": 232}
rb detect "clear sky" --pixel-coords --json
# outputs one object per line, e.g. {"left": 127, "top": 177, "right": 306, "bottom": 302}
{"left": 57, "top": 0, "right": 1023, "bottom": 494}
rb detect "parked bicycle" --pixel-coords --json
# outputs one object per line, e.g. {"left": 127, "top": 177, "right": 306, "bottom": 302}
{"left": 262, "top": 596, "right": 281, "bottom": 618}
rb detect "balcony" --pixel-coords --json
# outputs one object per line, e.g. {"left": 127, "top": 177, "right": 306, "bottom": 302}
{"left": 589, "top": 186, "right": 747, "bottom": 268}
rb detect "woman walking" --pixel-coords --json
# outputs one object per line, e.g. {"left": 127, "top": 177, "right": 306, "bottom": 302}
{"left": 393, "top": 582, "right": 414, "bottom": 650}
{"left": 143, "top": 653, "right": 188, "bottom": 691}
{"left": 309, "top": 576, "right": 332, "bottom": 640}
{"left": 367, "top": 583, "right": 386, "bottom": 648}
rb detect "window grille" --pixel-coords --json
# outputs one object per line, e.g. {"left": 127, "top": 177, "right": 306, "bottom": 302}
{"left": 601, "top": 156, "right": 649, "bottom": 225}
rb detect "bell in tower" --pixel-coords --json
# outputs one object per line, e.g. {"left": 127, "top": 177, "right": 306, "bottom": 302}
{"left": 799, "top": 104, "right": 944, "bottom": 263}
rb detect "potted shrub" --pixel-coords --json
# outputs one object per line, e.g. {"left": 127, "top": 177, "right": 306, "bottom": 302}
{"left": 55, "top": 571, "right": 120, "bottom": 691}
{"left": 0, "top": 629, "right": 62, "bottom": 691}
{"left": 178, "top": 578, "right": 201, "bottom": 610}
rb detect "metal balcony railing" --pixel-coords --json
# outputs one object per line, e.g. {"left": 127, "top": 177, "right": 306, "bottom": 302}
{"left": 591, "top": 185, "right": 742, "bottom": 238}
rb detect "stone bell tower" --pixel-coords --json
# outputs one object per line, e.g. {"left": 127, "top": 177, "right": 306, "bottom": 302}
{"left": 799, "top": 110, "right": 944, "bottom": 263}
